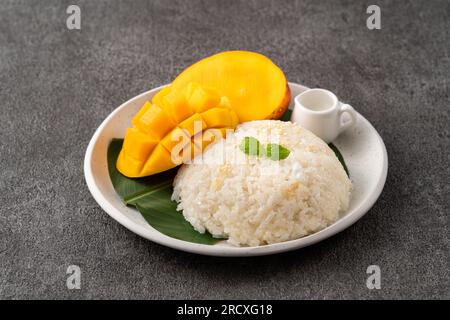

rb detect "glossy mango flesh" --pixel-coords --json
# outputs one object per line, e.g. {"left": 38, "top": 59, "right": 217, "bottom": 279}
{"left": 117, "top": 83, "right": 239, "bottom": 177}
{"left": 172, "top": 51, "right": 291, "bottom": 122}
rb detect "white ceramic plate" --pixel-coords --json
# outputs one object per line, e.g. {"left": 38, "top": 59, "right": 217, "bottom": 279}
{"left": 84, "top": 83, "right": 388, "bottom": 257}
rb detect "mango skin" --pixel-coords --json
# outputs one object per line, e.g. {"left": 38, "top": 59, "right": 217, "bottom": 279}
{"left": 117, "top": 83, "right": 238, "bottom": 177}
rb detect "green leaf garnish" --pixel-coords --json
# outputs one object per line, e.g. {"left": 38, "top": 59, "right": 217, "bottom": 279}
{"left": 239, "top": 136, "right": 291, "bottom": 161}
{"left": 107, "top": 139, "right": 219, "bottom": 245}
{"left": 240, "top": 136, "right": 261, "bottom": 156}
{"left": 265, "top": 143, "right": 291, "bottom": 161}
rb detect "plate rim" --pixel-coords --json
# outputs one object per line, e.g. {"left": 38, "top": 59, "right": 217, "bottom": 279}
{"left": 84, "top": 82, "right": 388, "bottom": 257}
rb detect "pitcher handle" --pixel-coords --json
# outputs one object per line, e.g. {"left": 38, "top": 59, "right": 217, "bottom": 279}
{"left": 339, "top": 104, "right": 357, "bottom": 133}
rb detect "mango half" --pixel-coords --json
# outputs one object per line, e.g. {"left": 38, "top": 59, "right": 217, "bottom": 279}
{"left": 117, "top": 83, "right": 238, "bottom": 177}
{"left": 172, "top": 51, "right": 291, "bottom": 121}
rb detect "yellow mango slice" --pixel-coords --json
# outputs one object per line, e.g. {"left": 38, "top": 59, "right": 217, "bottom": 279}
{"left": 172, "top": 51, "right": 290, "bottom": 121}
{"left": 163, "top": 90, "right": 192, "bottom": 123}
{"left": 151, "top": 86, "right": 171, "bottom": 107}
{"left": 131, "top": 101, "right": 152, "bottom": 127}
{"left": 178, "top": 113, "right": 207, "bottom": 137}
{"left": 117, "top": 83, "right": 238, "bottom": 177}
{"left": 122, "top": 128, "right": 157, "bottom": 161}
{"left": 134, "top": 103, "right": 175, "bottom": 139}
{"left": 230, "top": 110, "right": 239, "bottom": 127}
{"left": 182, "top": 82, "right": 197, "bottom": 101}
{"left": 117, "top": 151, "right": 145, "bottom": 177}
{"left": 218, "top": 96, "right": 232, "bottom": 109}
{"left": 160, "top": 127, "right": 191, "bottom": 152}
{"left": 186, "top": 84, "right": 221, "bottom": 113}
{"left": 141, "top": 144, "right": 178, "bottom": 176}
{"left": 201, "top": 108, "right": 233, "bottom": 128}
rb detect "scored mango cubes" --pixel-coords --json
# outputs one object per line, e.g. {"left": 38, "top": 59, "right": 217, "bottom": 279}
{"left": 116, "top": 83, "right": 239, "bottom": 177}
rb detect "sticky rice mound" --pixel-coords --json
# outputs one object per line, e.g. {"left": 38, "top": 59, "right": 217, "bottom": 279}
{"left": 172, "top": 120, "right": 352, "bottom": 247}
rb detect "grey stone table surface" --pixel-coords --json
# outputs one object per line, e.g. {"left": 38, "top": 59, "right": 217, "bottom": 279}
{"left": 0, "top": 0, "right": 448, "bottom": 299}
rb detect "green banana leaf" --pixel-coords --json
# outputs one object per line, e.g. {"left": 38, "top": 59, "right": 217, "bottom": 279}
{"left": 107, "top": 139, "right": 219, "bottom": 245}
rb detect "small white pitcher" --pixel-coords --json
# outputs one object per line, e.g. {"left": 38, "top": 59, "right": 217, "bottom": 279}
{"left": 291, "top": 88, "right": 357, "bottom": 143}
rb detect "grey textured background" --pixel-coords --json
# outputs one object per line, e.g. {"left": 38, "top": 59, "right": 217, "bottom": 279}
{"left": 0, "top": 0, "right": 449, "bottom": 299}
